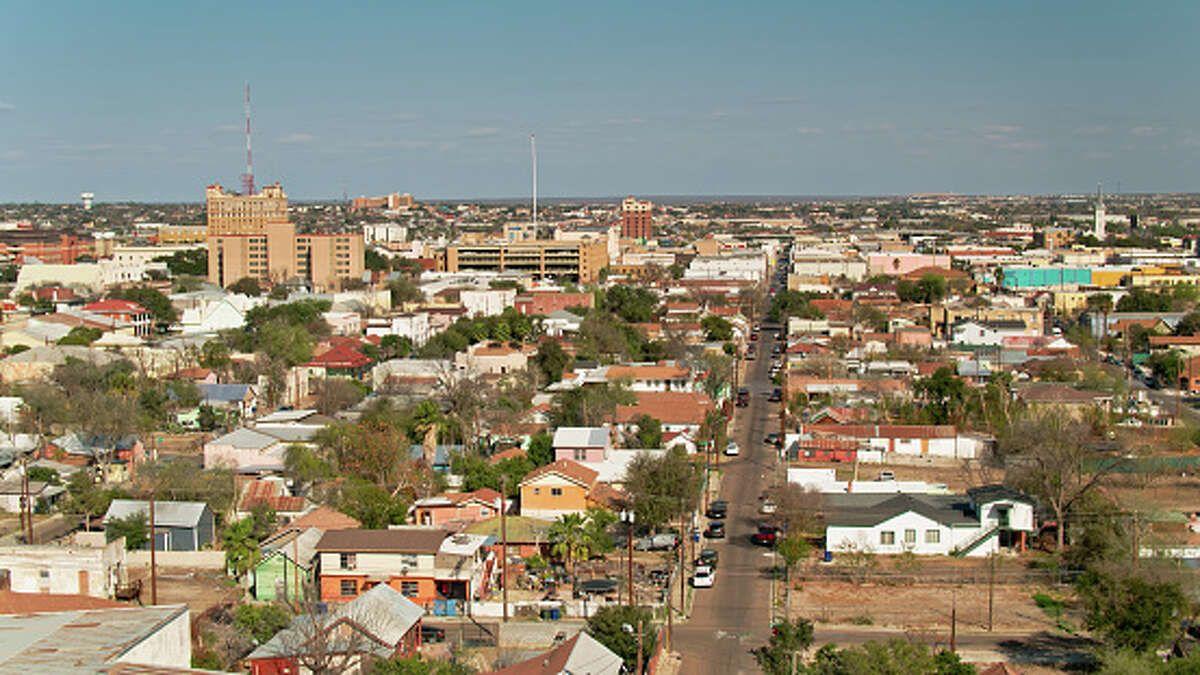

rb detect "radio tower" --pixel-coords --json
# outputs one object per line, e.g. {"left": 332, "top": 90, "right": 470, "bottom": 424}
{"left": 240, "top": 83, "right": 256, "bottom": 196}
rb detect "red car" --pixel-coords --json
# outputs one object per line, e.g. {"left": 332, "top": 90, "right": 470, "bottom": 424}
{"left": 751, "top": 524, "right": 781, "bottom": 546}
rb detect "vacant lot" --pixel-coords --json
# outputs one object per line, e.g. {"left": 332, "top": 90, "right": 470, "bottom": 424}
{"left": 792, "top": 580, "right": 1067, "bottom": 632}
{"left": 127, "top": 567, "right": 242, "bottom": 614}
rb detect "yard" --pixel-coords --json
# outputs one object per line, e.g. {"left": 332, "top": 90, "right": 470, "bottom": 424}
{"left": 126, "top": 566, "right": 242, "bottom": 615}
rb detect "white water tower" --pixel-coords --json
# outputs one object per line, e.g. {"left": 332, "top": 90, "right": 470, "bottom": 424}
{"left": 81, "top": 192, "right": 94, "bottom": 210}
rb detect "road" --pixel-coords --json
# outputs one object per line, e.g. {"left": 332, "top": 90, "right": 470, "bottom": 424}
{"left": 675, "top": 329, "right": 780, "bottom": 674}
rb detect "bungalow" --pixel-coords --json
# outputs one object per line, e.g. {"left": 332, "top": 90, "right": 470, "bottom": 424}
{"left": 824, "top": 485, "right": 1036, "bottom": 557}
{"left": 518, "top": 459, "right": 620, "bottom": 520}
{"left": 614, "top": 391, "right": 715, "bottom": 436}
{"left": 314, "top": 528, "right": 492, "bottom": 615}
{"left": 455, "top": 342, "right": 533, "bottom": 376}
{"left": 44, "top": 433, "right": 145, "bottom": 482}
{"left": 103, "top": 499, "right": 215, "bottom": 551}
{"left": 0, "top": 479, "right": 65, "bottom": 513}
{"left": 203, "top": 428, "right": 295, "bottom": 474}
{"left": 196, "top": 382, "right": 260, "bottom": 420}
{"left": 951, "top": 320, "right": 1038, "bottom": 347}
{"left": 801, "top": 424, "right": 991, "bottom": 461}
{"left": 485, "top": 631, "right": 623, "bottom": 675}
{"left": 552, "top": 427, "right": 612, "bottom": 462}
{"left": 81, "top": 299, "right": 153, "bottom": 337}
{"left": 247, "top": 584, "right": 423, "bottom": 675}
{"left": 0, "top": 540, "right": 126, "bottom": 597}
{"left": 602, "top": 363, "right": 693, "bottom": 392}
{"left": 411, "top": 489, "right": 503, "bottom": 528}
{"left": 305, "top": 340, "right": 373, "bottom": 380}
{"left": 1014, "top": 383, "right": 1114, "bottom": 417}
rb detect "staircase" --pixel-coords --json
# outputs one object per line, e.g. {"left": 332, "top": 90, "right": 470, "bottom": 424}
{"left": 952, "top": 526, "right": 999, "bottom": 558}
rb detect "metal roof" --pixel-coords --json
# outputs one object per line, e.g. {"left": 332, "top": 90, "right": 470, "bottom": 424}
{"left": 552, "top": 427, "right": 610, "bottom": 448}
{"left": 104, "top": 499, "right": 209, "bottom": 529}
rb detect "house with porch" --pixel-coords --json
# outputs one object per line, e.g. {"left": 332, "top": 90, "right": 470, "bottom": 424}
{"left": 314, "top": 528, "right": 493, "bottom": 615}
{"left": 823, "top": 485, "right": 1036, "bottom": 557}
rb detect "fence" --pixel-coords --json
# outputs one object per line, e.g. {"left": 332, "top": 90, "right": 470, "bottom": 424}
{"left": 128, "top": 550, "right": 225, "bottom": 569}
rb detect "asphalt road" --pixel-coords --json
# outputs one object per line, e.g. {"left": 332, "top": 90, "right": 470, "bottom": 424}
{"left": 675, "top": 331, "right": 780, "bottom": 674}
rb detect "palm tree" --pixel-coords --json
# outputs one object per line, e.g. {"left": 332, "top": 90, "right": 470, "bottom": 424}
{"left": 409, "top": 400, "right": 445, "bottom": 466}
{"left": 222, "top": 517, "right": 260, "bottom": 578}
{"left": 549, "top": 513, "right": 588, "bottom": 578}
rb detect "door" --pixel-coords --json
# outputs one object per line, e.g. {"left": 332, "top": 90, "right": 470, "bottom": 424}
{"left": 78, "top": 570, "right": 90, "bottom": 595}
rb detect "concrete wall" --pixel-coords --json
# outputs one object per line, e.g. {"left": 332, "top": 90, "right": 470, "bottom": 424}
{"left": 114, "top": 607, "right": 192, "bottom": 669}
{"left": 128, "top": 550, "right": 225, "bottom": 569}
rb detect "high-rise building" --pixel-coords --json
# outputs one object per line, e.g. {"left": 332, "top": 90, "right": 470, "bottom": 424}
{"left": 620, "top": 196, "right": 653, "bottom": 240}
{"left": 80, "top": 192, "right": 94, "bottom": 210}
{"left": 350, "top": 192, "right": 415, "bottom": 212}
{"left": 1094, "top": 185, "right": 1106, "bottom": 240}
{"left": 205, "top": 183, "right": 363, "bottom": 291}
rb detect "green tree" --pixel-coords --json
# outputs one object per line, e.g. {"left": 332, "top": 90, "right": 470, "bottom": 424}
{"left": 701, "top": 315, "right": 734, "bottom": 341}
{"left": 753, "top": 618, "right": 813, "bottom": 675}
{"left": 57, "top": 326, "right": 102, "bottom": 346}
{"left": 1148, "top": 349, "right": 1185, "bottom": 387}
{"left": 549, "top": 383, "right": 635, "bottom": 427}
{"left": 371, "top": 655, "right": 477, "bottom": 675}
{"left": 597, "top": 286, "right": 659, "bottom": 323}
{"left": 110, "top": 286, "right": 179, "bottom": 325}
{"left": 155, "top": 248, "right": 207, "bottom": 276}
{"left": 1175, "top": 311, "right": 1200, "bottom": 336}
{"left": 630, "top": 414, "right": 663, "bottom": 449}
{"left": 258, "top": 319, "right": 316, "bottom": 366}
{"left": 26, "top": 467, "right": 60, "bottom": 485}
{"left": 549, "top": 513, "right": 589, "bottom": 576}
{"left": 623, "top": 447, "right": 701, "bottom": 530}
{"left": 768, "top": 290, "right": 824, "bottom": 324}
{"left": 1077, "top": 571, "right": 1187, "bottom": 653}
{"left": 776, "top": 534, "right": 811, "bottom": 616}
{"left": 582, "top": 507, "right": 617, "bottom": 555}
{"left": 807, "top": 639, "right": 975, "bottom": 675}
{"left": 227, "top": 276, "right": 263, "bottom": 296}
{"left": 314, "top": 377, "right": 366, "bottom": 415}
{"left": 896, "top": 274, "right": 948, "bottom": 304}
{"left": 585, "top": 605, "right": 656, "bottom": 672}
{"left": 334, "top": 479, "right": 408, "bottom": 528}
{"left": 106, "top": 512, "right": 148, "bottom": 550}
{"left": 913, "top": 366, "right": 967, "bottom": 425}
{"left": 223, "top": 517, "right": 262, "bottom": 577}
{"left": 233, "top": 603, "right": 292, "bottom": 645}
{"left": 388, "top": 277, "right": 424, "bottom": 305}
{"left": 526, "top": 431, "right": 554, "bottom": 467}
{"left": 533, "top": 340, "right": 571, "bottom": 384}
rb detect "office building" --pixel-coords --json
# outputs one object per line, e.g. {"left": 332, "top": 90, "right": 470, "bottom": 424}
{"left": 350, "top": 192, "right": 414, "bottom": 212}
{"left": 205, "top": 183, "right": 363, "bottom": 291}
{"left": 437, "top": 240, "right": 608, "bottom": 283}
{"left": 620, "top": 196, "right": 653, "bottom": 240}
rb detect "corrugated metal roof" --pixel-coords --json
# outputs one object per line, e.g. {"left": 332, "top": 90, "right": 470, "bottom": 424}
{"left": 104, "top": 499, "right": 209, "bottom": 529}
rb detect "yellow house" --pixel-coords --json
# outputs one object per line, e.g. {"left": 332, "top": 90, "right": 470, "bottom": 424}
{"left": 518, "top": 459, "right": 618, "bottom": 520}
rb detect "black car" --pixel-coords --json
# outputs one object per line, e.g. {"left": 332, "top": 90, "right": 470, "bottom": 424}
{"left": 704, "top": 521, "right": 726, "bottom": 539}
{"left": 705, "top": 500, "right": 728, "bottom": 519}
{"left": 768, "top": 388, "right": 783, "bottom": 402}
{"left": 764, "top": 433, "right": 781, "bottom": 447}
{"left": 420, "top": 625, "right": 446, "bottom": 643}
{"left": 697, "top": 548, "right": 719, "bottom": 567}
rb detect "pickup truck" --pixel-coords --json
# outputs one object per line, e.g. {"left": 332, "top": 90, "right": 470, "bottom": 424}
{"left": 634, "top": 533, "right": 678, "bottom": 551}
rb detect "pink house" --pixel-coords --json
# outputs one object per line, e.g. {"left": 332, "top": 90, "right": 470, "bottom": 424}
{"left": 411, "top": 489, "right": 503, "bottom": 527}
{"left": 552, "top": 427, "right": 611, "bottom": 462}
{"left": 893, "top": 326, "right": 933, "bottom": 348}
{"left": 867, "top": 253, "right": 952, "bottom": 276}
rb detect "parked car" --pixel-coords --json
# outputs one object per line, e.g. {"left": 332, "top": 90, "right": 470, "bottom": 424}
{"left": 420, "top": 625, "right": 447, "bottom": 643}
{"left": 724, "top": 441, "right": 740, "bottom": 456}
{"left": 751, "top": 524, "right": 781, "bottom": 546}
{"left": 704, "top": 521, "right": 726, "bottom": 539}
{"left": 878, "top": 470, "right": 896, "bottom": 481}
{"left": 697, "top": 548, "right": 719, "bottom": 567}
{"left": 648, "top": 568, "right": 671, "bottom": 586}
{"left": 760, "top": 499, "right": 778, "bottom": 515}
{"left": 634, "top": 533, "right": 679, "bottom": 551}
{"left": 706, "top": 500, "right": 728, "bottom": 519}
{"left": 768, "top": 388, "right": 783, "bottom": 402}
{"left": 691, "top": 565, "right": 715, "bottom": 588}
{"left": 764, "top": 433, "right": 781, "bottom": 447}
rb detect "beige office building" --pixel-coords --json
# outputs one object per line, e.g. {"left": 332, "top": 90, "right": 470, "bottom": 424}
{"left": 437, "top": 240, "right": 608, "bottom": 283}
{"left": 205, "top": 183, "right": 363, "bottom": 291}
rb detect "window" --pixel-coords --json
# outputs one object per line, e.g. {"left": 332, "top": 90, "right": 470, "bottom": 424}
{"left": 400, "top": 581, "right": 420, "bottom": 597}
{"left": 339, "top": 553, "right": 357, "bottom": 570}
{"left": 339, "top": 580, "right": 357, "bottom": 597}
{"left": 904, "top": 529, "right": 916, "bottom": 545}
{"left": 925, "top": 529, "right": 941, "bottom": 544}
{"left": 573, "top": 449, "right": 587, "bottom": 461}
{"left": 38, "top": 569, "right": 50, "bottom": 579}
{"left": 550, "top": 487, "right": 564, "bottom": 497}
{"left": 533, "top": 487, "right": 541, "bottom": 495}
{"left": 879, "top": 531, "right": 895, "bottom": 546}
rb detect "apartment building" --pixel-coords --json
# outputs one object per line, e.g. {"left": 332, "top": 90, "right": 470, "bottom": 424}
{"left": 205, "top": 183, "right": 364, "bottom": 291}
{"left": 620, "top": 196, "right": 654, "bottom": 240}
{"left": 437, "top": 240, "right": 608, "bottom": 283}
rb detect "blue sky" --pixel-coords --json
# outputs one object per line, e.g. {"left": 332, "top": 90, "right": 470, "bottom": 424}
{"left": 2, "top": 1, "right": 1199, "bottom": 202}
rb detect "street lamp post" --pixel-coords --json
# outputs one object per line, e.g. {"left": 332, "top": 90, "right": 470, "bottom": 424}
{"left": 621, "top": 509, "right": 636, "bottom": 606}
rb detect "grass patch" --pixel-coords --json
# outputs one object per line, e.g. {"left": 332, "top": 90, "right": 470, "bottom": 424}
{"left": 1033, "top": 592, "right": 1065, "bottom": 619}
{"left": 848, "top": 614, "right": 874, "bottom": 626}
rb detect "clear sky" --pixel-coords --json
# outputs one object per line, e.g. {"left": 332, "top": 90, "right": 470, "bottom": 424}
{"left": 2, "top": 1, "right": 1199, "bottom": 202}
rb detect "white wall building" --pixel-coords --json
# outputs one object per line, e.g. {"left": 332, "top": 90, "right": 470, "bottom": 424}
{"left": 0, "top": 540, "right": 127, "bottom": 597}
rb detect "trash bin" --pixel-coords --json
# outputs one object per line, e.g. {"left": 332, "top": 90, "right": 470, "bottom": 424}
{"left": 549, "top": 607, "right": 561, "bottom": 620}
{"left": 823, "top": 550, "right": 833, "bottom": 563}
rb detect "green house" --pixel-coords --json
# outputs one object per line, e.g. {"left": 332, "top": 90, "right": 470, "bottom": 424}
{"left": 250, "top": 528, "right": 321, "bottom": 602}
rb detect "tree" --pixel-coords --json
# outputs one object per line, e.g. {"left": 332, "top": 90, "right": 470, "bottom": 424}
{"left": 701, "top": 315, "right": 734, "bottom": 341}
{"left": 388, "top": 277, "right": 424, "bottom": 306}
{"left": 334, "top": 479, "right": 408, "bottom": 528}
{"left": 768, "top": 291, "right": 823, "bottom": 324}
{"left": 623, "top": 447, "right": 701, "bottom": 530}
{"left": 533, "top": 340, "right": 571, "bottom": 384}
{"left": 106, "top": 512, "right": 148, "bottom": 549}
{"left": 26, "top": 466, "right": 59, "bottom": 485}
{"left": 223, "top": 517, "right": 262, "bottom": 577}
{"left": 776, "top": 534, "right": 811, "bottom": 618}
{"left": 549, "top": 513, "right": 589, "bottom": 576}
{"left": 1003, "top": 413, "right": 1115, "bottom": 550}
{"left": 379, "top": 334, "right": 413, "bottom": 360}
{"left": 57, "top": 326, "right": 102, "bottom": 346}
{"left": 1148, "top": 349, "right": 1185, "bottom": 387}
{"left": 896, "top": 274, "right": 948, "bottom": 304}
{"left": 371, "top": 655, "right": 476, "bottom": 675}
{"left": 1176, "top": 311, "right": 1200, "bottom": 336}
{"left": 549, "top": 383, "right": 635, "bottom": 427}
{"left": 627, "top": 414, "right": 662, "bottom": 449}
{"left": 234, "top": 602, "right": 292, "bottom": 645}
{"left": 582, "top": 507, "right": 617, "bottom": 555}
{"left": 585, "top": 605, "right": 656, "bottom": 672}
{"left": 258, "top": 319, "right": 316, "bottom": 366}
{"left": 1077, "top": 570, "right": 1187, "bottom": 653}
{"left": 913, "top": 366, "right": 967, "bottom": 425}
{"left": 227, "top": 276, "right": 263, "bottom": 296}
{"left": 313, "top": 378, "right": 365, "bottom": 415}
{"left": 597, "top": 286, "right": 659, "bottom": 323}
{"left": 527, "top": 431, "right": 554, "bottom": 467}
{"left": 110, "top": 286, "right": 178, "bottom": 325}
{"left": 752, "top": 618, "right": 813, "bottom": 674}
{"left": 155, "top": 248, "right": 207, "bottom": 276}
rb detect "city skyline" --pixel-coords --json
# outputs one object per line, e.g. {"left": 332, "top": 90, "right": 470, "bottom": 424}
{"left": 3, "top": 1, "right": 1200, "bottom": 202}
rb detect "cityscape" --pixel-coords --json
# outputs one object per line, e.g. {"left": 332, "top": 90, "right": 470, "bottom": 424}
{"left": 2, "top": 3, "right": 1200, "bottom": 675}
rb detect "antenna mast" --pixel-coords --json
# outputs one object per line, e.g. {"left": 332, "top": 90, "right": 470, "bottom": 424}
{"left": 530, "top": 134, "right": 538, "bottom": 231}
{"left": 241, "top": 83, "right": 255, "bottom": 196}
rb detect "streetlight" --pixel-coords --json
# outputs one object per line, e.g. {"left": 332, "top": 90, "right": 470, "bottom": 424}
{"left": 620, "top": 509, "right": 636, "bottom": 607}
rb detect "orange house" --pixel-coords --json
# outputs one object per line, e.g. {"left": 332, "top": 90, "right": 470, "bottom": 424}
{"left": 411, "top": 488, "right": 503, "bottom": 528}
{"left": 518, "top": 459, "right": 620, "bottom": 520}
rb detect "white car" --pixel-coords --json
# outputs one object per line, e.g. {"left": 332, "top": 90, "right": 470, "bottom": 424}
{"left": 691, "top": 565, "right": 715, "bottom": 588}
{"left": 724, "top": 441, "right": 740, "bottom": 456}
{"left": 760, "top": 499, "right": 778, "bottom": 515}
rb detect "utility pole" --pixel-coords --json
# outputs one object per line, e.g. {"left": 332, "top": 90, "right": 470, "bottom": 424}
{"left": 678, "top": 511, "right": 685, "bottom": 615}
{"left": 149, "top": 488, "right": 158, "bottom": 605}
{"left": 636, "top": 618, "right": 644, "bottom": 675}
{"left": 19, "top": 458, "right": 32, "bottom": 544}
{"left": 950, "top": 587, "right": 957, "bottom": 653}
{"left": 1131, "top": 511, "right": 1140, "bottom": 568}
{"left": 987, "top": 553, "right": 995, "bottom": 632}
{"left": 500, "top": 476, "right": 509, "bottom": 622}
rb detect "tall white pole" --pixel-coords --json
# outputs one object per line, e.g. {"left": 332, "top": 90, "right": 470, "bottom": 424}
{"left": 531, "top": 134, "right": 538, "bottom": 232}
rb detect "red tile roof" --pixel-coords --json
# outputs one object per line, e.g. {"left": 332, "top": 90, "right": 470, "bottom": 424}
{"left": 275, "top": 506, "right": 360, "bottom": 534}
{"left": 306, "top": 341, "right": 372, "bottom": 369}
{"left": 615, "top": 391, "right": 715, "bottom": 426}
{"left": 82, "top": 299, "right": 148, "bottom": 314}
{"left": 606, "top": 364, "right": 690, "bottom": 381}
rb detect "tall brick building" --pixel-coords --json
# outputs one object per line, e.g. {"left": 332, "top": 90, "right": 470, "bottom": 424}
{"left": 205, "top": 183, "right": 363, "bottom": 291}
{"left": 620, "top": 196, "right": 653, "bottom": 240}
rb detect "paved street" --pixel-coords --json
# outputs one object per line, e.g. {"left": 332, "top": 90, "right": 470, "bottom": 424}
{"left": 675, "top": 330, "right": 780, "bottom": 674}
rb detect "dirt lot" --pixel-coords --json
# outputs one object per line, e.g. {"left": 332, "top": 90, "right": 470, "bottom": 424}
{"left": 127, "top": 567, "right": 242, "bottom": 614}
{"left": 792, "top": 580, "right": 1067, "bottom": 632}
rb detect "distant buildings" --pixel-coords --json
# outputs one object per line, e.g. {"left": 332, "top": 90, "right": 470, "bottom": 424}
{"left": 350, "top": 192, "right": 414, "bottom": 212}
{"left": 205, "top": 182, "right": 364, "bottom": 291}
{"left": 436, "top": 240, "right": 608, "bottom": 283}
{"left": 620, "top": 196, "right": 653, "bottom": 240}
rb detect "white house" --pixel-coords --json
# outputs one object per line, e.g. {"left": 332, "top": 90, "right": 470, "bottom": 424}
{"left": 824, "top": 486, "right": 1036, "bottom": 557}
{"left": 461, "top": 288, "right": 517, "bottom": 317}
{"left": 951, "top": 320, "right": 1038, "bottom": 347}
{"left": 365, "top": 312, "right": 432, "bottom": 347}
{"left": 0, "top": 540, "right": 127, "bottom": 597}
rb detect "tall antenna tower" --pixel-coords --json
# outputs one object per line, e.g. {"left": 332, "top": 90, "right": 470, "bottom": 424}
{"left": 241, "top": 83, "right": 256, "bottom": 196}
{"left": 530, "top": 134, "right": 538, "bottom": 231}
